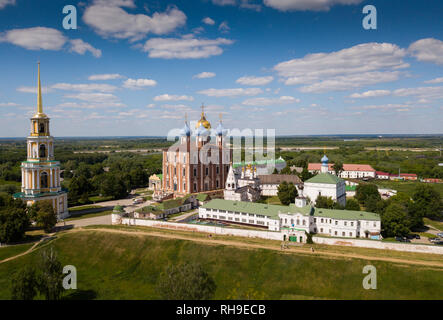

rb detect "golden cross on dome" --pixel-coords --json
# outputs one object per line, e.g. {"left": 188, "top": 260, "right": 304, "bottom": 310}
{"left": 219, "top": 113, "right": 223, "bottom": 122}
{"left": 185, "top": 112, "right": 188, "bottom": 123}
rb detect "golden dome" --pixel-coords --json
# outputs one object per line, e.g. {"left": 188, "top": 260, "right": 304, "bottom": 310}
{"left": 196, "top": 111, "right": 211, "bottom": 129}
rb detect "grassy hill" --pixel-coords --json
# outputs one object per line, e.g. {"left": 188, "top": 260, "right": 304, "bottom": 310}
{"left": 0, "top": 230, "right": 442, "bottom": 300}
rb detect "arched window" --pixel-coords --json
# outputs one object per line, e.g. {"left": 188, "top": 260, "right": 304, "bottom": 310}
{"left": 39, "top": 144, "right": 46, "bottom": 158}
{"left": 40, "top": 172, "right": 48, "bottom": 188}
{"left": 39, "top": 123, "right": 45, "bottom": 134}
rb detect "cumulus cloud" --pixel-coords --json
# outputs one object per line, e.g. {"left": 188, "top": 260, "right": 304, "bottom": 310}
{"left": 51, "top": 83, "right": 117, "bottom": 92}
{"left": 212, "top": 0, "right": 261, "bottom": 10}
{"left": 424, "top": 77, "right": 443, "bottom": 84}
{"left": 64, "top": 92, "right": 119, "bottom": 103}
{"left": 202, "top": 17, "right": 215, "bottom": 25}
{"left": 0, "top": 102, "right": 19, "bottom": 107}
{"left": 83, "top": 4, "right": 186, "bottom": 41}
{"left": 236, "top": 76, "right": 274, "bottom": 86}
{"left": 123, "top": 78, "right": 157, "bottom": 89}
{"left": 349, "top": 90, "right": 391, "bottom": 98}
{"left": 193, "top": 72, "right": 216, "bottom": 79}
{"left": 242, "top": 96, "right": 299, "bottom": 106}
{"left": 263, "top": 0, "right": 363, "bottom": 11}
{"left": 154, "top": 94, "right": 194, "bottom": 101}
{"left": 393, "top": 86, "right": 443, "bottom": 101}
{"left": 142, "top": 35, "right": 234, "bottom": 59}
{"left": 0, "top": 0, "right": 15, "bottom": 9}
{"left": 0, "top": 27, "right": 66, "bottom": 50}
{"left": 274, "top": 42, "right": 407, "bottom": 93}
{"left": 69, "top": 39, "right": 102, "bottom": 58}
{"left": 408, "top": 38, "right": 443, "bottom": 65}
{"left": 219, "top": 21, "right": 230, "bottom": 33}
{"left": 0, "top": 27, "right": 101, "bottom": 57}
{"left": 88, "top": 73, "right": 125, "bottom": 81}
{"left": 198, "top": 88, "right": 262, "bottom": 97}
{"left": 17, "top": 86, "right": 54, "bottom": 94}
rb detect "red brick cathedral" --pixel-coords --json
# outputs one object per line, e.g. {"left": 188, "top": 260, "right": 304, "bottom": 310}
{"left": 162, "top": 108, "right": 231, "bottom": 196}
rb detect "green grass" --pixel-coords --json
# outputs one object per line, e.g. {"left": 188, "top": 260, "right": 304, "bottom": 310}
{"left": 374, "top": 180, "right": 443, "bottom": 198}
{"left": 0, "top": 179, "right": 21, "bottom": 186}
{"left": 69, "top": 205, "right": 102, "bottom": 212}
{"left": 0, "top": 230, "right": 441, "bottom": 300}
{"left": 0, "top": 242, "right": 34, "bottom": 261}
{"left": 65, "top": 210, "right": 112, "bottom": 221}
{"left": 424, "top": 218, "right": 443, "bottom": 231}
{"left": 89, "top": 195, "right": 114, "bottom": 203}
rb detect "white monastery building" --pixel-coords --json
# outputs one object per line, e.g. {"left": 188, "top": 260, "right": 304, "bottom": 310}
{"left": 308, "top": 162, "right": 376, "bottom": 179}
{"left": 304, "top": 155, "right": 346, "bottom": 206}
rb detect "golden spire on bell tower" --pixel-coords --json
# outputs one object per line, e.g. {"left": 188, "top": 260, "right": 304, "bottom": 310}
{"left": 196, "top": 103, "right": 211, "bottom": 129}
{"left": 35, "top": 62, "right": 47, "bottom": 118}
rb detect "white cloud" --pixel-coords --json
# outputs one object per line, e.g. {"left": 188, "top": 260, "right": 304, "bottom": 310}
{"left": 0, "top": 102, "right": 19, "bottom": 107}
{"left": 212, "top": 0, "right": 261, "bottom": 10}
{"left": 193, "top": 72, "right": 216, "bottom": 79}
{"left": 17, "top": 86, "right": 54, "bottom": 94}
{"left": 123, "top": 78, "right": 157, "bottom": 89}
{"left": 274, "top": 42, "right": 407, "bottom": 93}
{"left": 154, "top": 94, "right": 194, "bottom": 101}
{"left": 242, "top": 96, "right": 299, "bottom": 106}
{"left": 357, "top": 104, "right": 411, "bottom": 111}
{"left": 56, "top": 101, "right": 126, "bottom": 109}
{"left": 69, "top": 39, "right": 102, "bottom": 58}
{"left": 236, "top": 76, "right": 274, "bottom": 86}
{"left": 219, "top": 21, "right": 230, "bottom": 33}
{"left": 198, "top": 88, "right": 262, "bottom": 97}
{"left": 0, "top": 27, "right": 66, "bottom": 50}
{"left": 202, "top": 17, "right": 215, "bottom": 25}
{"left": 92, "top": 0, "right": 136, "bottom": 7}
{"left": 212, "top": 0, "right": 236, "bottom": 5}
{"left": 263, "top": 0, "right": 363, "bottom": 11}
{"left": 424, "top": 77, "right": 443, "bottom": 84}
{"left": 64, "top": 92, "right": 119, "bottom": 103}
{"left": 83, "top": 5, "right": 186, "bottom": 41}
{"left": 349, "top": 90, "right": 391, "bottom": 98}
{"left": 51, "top": 83, "right": 117, "bottom": 92}
{"left": 408, "top": 38, "right": 443, "bottom": 65}
{"left": 143, "top": 35, "right": 234, "bottom": 59}
{"left": 88, "top": 73, "right": 124, "bottom": 81}
{"left": 0, "top": 27, "right": 100, "bottom": 57}
{"left": 393, "top": 86, "right": 443, "bottom": 101}
{"left": 0, "top": 0, "right": 15, "bottom": 9}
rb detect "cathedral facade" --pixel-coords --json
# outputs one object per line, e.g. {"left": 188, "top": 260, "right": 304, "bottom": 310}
{"left": 161, "top": 108, "right": 232, "bottom": 197}
{"left": 14, "top": 63, "right": 68, "bottom": 219}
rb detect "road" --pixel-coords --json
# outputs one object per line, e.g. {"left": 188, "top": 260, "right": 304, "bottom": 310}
{"left": 57, "top": 214, "right": 112, "bottom": 229}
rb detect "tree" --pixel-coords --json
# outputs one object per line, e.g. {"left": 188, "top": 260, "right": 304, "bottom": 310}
{"left": 345, "top": 198, "right": 360, "bottom": 211}
{"left": 156, "top": 262, "right": 216, "bottom": 300}
{"left": 38, "top": 247, "right": 64, "bottom": 300}
{"left": 272, "top": 168, "right": 278, "bottom": 174}
{"left": 412, "top": 184, "right": 442, "bottom": 219}
{"left": 332, "top": 161, "right": 344, "bottom": 176}
{"left": 11, "top": 266, "right": 39, "bottom": 300}
{"left": 0, "top": 198, "right": 29, "bottom": 244}
{"left": 315, "top": 196, "right": 334, "bottom": 209}
{"left": 364, "top": 195, "right": 380, "bottom": 213}
{"left": 355, "top": 184, "right": 380, "bottom": 204}
{"left": 32, "top": 201, "right": 57, "bottom": 233}
{"left": 277, "top": 182, "right": 298, "bottom": 205}
{"left": 381, "top": 203, "right": 410, "bottom": 237}
{"left": 300, "top": 168, "right": 313, "bottom": 181}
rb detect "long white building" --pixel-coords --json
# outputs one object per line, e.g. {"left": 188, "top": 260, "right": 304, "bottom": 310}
{"left": 199, "top": 198, "right": 381, "bottom": 242}
{"left": 308, "top": 162, "right": 376, "bottom": 179}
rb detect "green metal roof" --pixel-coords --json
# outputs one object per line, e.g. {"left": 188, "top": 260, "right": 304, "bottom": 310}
{"left": 313, "top": 208, "right": 380, "bottom": 221}
{"left": 233, "top": 158, "right": 285, "bottom": 168}
{"left": 202, "top": 199, "right": 380, "bottom": 221}
{"left": 305, "top": 173, "right": 344, "bottom": 185}
{"left": 346, "top": 185, "right": 357, "bottom": 191}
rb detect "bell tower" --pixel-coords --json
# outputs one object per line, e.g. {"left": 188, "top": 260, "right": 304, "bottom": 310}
{"left": 14, "top": 63, "right": 69, "bottom": 219}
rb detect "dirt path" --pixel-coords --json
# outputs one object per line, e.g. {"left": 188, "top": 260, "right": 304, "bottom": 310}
{"left": 74, "top": 227, "right": 443, "bottom": 269}
{"left": 0, "top": 236, "right": 50, "bottom": 265}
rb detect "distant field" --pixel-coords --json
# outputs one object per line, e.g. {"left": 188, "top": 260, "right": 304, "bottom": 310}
{"left": 0, "top": 230, "right": 441, "bottom": 300}
{"left": 374, "top": 180, "right": 443, "bottom": 197}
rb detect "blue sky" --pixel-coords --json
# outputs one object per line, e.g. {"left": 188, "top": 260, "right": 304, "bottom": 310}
{"left": 0, "top": 0, "right": 442, "bottom": 137}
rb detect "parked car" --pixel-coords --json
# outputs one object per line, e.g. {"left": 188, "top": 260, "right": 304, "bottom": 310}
{"left": 132, "top": 198, "right": 144, "bottom": 204}
{"left": 414, "top": 234, "right": 420, "bottom": 239}
{"left": 395, "top": 236, "right": 403, "bottom": 242}
{"left": 405, "top": 234, "right": 415, "bottom": 239}
{"left": 429, "top": 237, "right": 441, "bottom": 243}
{"left": 437, "top": 232, "right": 443, "bottom": 237}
